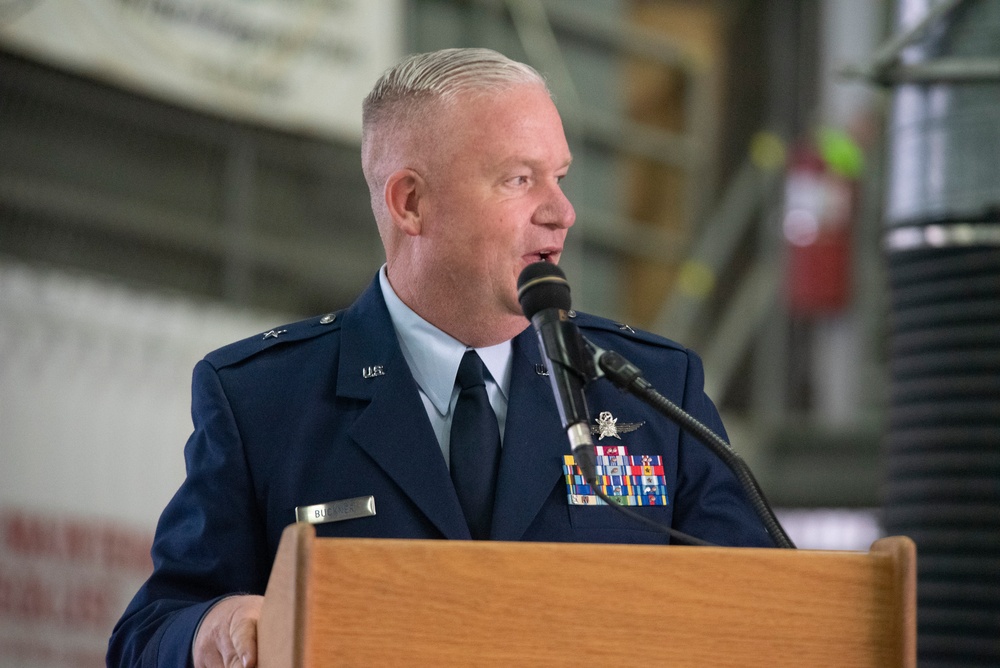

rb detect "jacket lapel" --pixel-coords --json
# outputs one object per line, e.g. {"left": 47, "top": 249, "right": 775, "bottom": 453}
{"left": 337, "top": 279, "right": 471, "bottom": 540}
{"left": 491, "top": 327, "right": 569, "bottom": 541}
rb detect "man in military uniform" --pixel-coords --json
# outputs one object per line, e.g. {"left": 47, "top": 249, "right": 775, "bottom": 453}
{"left": 108, "top": 48, "right": 772, "bottom": 668}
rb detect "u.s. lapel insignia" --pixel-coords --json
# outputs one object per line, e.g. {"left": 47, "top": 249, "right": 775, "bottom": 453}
{"left": 591, "top": 411, "right": 645, "bottom": 440}
{"left": 362, "top": 365, "right": 385, "bottom": 379}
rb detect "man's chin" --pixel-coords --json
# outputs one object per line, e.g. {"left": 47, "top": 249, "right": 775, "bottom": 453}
{"left": 504, "top": 295, "right": 530, "bottom": 321}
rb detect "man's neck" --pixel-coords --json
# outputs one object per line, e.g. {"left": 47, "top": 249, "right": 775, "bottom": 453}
{"left": 385, "top": 268, "right": 527, "bottom": 348}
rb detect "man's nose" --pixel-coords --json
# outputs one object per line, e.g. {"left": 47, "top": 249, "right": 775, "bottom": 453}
{"left": 534, "top": 182, "right": 576, "bottom": 229}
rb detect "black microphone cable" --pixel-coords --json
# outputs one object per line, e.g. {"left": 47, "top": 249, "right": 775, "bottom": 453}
{"left": 585, "top": 481, "right": 716, "bottom": 547}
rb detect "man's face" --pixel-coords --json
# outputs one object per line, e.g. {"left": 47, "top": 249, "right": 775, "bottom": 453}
{"left": 413, "top": 83, "right": 576, "bottom": 325}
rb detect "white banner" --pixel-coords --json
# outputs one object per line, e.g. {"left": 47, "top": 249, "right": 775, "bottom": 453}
{"left": 0, "top": 260, "right": 289, "bottom": 667}
{"left": 0, "top": 0, "right": 404, "bottom": 141}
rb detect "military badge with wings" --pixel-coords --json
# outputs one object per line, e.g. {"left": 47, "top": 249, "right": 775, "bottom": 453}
{"left": 591, "top": 411, "right": 645, "bottom": 440}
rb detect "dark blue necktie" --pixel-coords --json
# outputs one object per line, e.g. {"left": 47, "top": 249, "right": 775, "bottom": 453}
{"left": 450, "top": 350, "right": 501, "bottom": 540}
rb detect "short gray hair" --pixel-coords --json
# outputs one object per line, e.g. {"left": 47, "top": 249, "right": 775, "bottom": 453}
{"left": 363, "top": 48, "right": 547, "bottom": 132}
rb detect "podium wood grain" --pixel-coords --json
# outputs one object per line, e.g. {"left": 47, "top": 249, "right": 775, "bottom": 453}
{"left": 259, "top": 523, "right": 915, "bottom": 667}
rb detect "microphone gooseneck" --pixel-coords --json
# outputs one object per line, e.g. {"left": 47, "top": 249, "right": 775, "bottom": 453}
{"left": 518, "top": 261, "right": 793, "bottom": 549}
{"left": 518, "top": 262, "right": 714, "bottom": 547}
{"left": 595, "top": 349, "right": 795, "bottom": 549}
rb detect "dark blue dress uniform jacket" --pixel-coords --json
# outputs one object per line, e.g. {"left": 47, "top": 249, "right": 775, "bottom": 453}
{"left": 107, "top": 274, "right": 773, "bottom": 667}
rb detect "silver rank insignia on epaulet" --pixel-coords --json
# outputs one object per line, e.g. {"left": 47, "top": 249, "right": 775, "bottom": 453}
{"left": 591, "top": 411, "right": 645, "bottom": 440}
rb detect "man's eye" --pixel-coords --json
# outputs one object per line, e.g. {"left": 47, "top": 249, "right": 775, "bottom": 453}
{"left": 508, "top": 175, "right": 530, "bottom": 186}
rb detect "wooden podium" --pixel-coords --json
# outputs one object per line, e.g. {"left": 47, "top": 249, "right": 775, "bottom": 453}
{"left": 258, "top": 523, "right": 915, "bottom": 667}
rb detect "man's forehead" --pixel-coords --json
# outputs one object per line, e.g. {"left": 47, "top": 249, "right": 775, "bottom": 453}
{"left": 413, "top": 84, "right": 569, "bottom": 168}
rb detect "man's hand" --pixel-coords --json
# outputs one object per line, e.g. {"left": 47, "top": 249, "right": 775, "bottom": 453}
{"left": 193, "top": 594, "right": 264, "bottom": 668}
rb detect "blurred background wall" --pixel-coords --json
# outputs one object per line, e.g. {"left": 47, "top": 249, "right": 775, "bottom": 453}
{"left": 0, "top": 0, "right": 997, "bottom": 665}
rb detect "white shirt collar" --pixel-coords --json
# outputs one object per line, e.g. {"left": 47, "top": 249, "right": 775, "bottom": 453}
{"left": 379, "top": 266, "right": 511, "bottom": 417}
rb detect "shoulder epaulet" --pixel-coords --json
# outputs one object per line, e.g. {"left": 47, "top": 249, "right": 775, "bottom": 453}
{"left": 204, "top": 310, "right": 344, "bottom": 369}
{"left": 569, "top": 310, "right": 686, "bottom": 353}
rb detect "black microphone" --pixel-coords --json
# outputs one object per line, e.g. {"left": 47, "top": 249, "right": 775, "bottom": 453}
{"left": 517, "top": 262, "right": 598, "bottom": 484}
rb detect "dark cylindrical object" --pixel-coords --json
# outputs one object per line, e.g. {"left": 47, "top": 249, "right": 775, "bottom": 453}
{"left": 883, "top": 2, "right": 1000, "bottom": 664}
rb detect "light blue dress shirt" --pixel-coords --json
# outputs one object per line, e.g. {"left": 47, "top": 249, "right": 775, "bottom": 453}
{"left": 379, "top": 266, "right": 512, "bottom": 467}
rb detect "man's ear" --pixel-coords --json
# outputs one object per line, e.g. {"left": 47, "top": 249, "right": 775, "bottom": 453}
{"left": 384, "top": 168, "right": 425, "bottom": 237}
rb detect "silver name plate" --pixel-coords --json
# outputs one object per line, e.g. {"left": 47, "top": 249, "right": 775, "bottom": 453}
{"left": 295, "top": 496, "right": 376, "bottom": 525}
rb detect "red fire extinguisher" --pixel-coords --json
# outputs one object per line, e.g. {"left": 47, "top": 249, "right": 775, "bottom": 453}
{"left": 783, "top": 128, "right": 860, "bottom": 315}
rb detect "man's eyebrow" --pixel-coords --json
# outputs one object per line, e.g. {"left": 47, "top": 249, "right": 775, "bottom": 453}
{"left": 495, "top": 156, "right": 573, "bottom": 171}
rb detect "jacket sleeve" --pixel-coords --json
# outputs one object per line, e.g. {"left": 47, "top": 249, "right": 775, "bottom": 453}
{"left": 107, "top": 360, "right": 271, "bottom": 667}
{"left": 670, "top": 349, "right": 775, "bottom": 547}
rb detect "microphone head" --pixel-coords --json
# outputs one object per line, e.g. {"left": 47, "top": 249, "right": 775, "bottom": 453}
{"left": 518, "top": 262, "right": 571, "bottom": 319}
